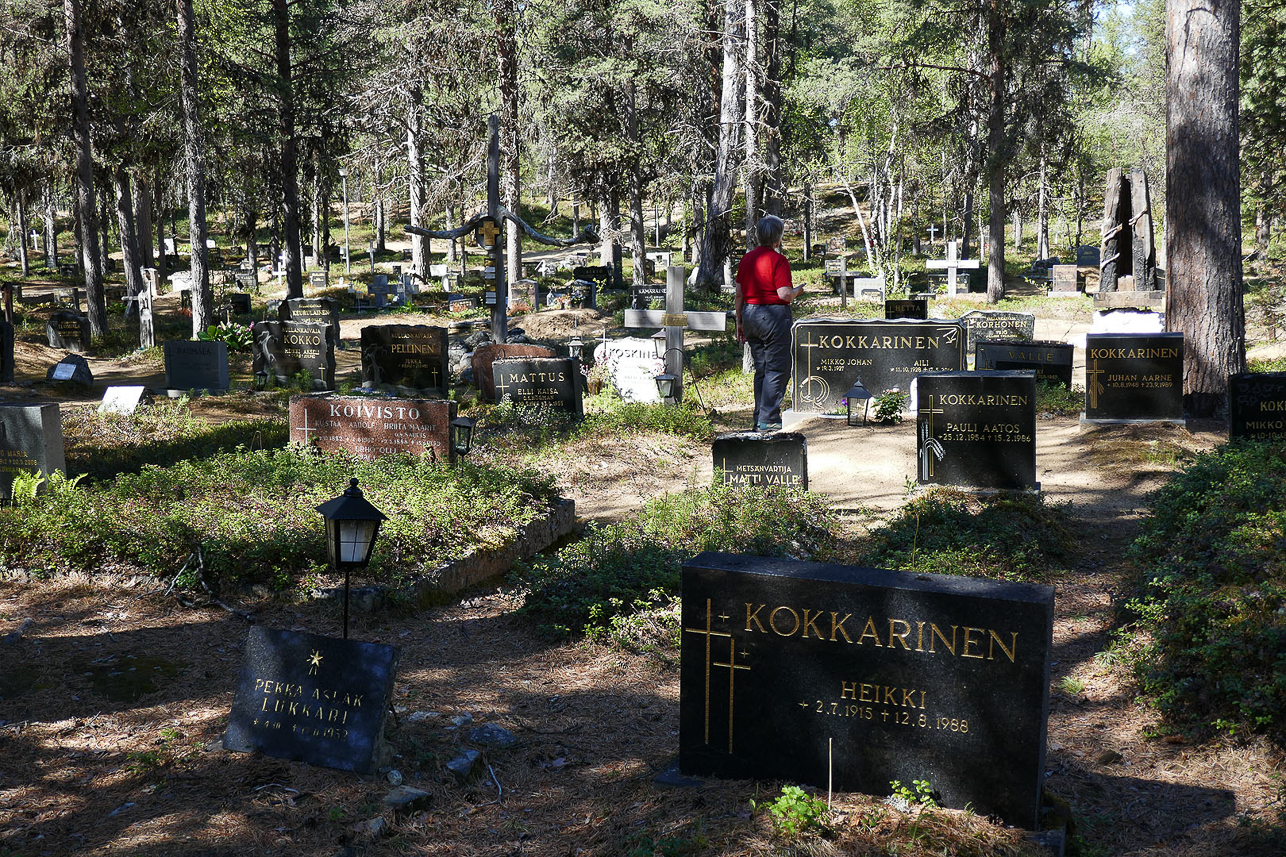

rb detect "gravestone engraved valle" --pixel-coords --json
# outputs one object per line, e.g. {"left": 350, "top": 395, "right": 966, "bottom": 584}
{"left": 359, "top": 325, "right": 450, "bottom": 394}
{"left": 0, "top": 403, "right": 65, "bottom": 500}
{"left": 1084, "top": 333, "right": 1183, "bottom": 421}
{"left": 492, "top": 357, "right": 583, "bottom": 417}
{"left": 290, "top": 394, "right": 457, "bottom": 462}
{"left": 916, "top": 371, "right": 1038, "bottom": 490}
{"left": 712, "top": 432, "right": 808, "bottom": 490}
{"left": 974, "top": 340, "right": 1074, "bottom": 388}
{"left": 680, "top": 552, "right": 1053, "bottom": 828}
{"left": 1228, "top": 372, "right": 1286, "bottom": 439}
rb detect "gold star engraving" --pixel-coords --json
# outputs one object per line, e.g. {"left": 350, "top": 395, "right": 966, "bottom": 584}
{"left": 308, "top": 650, "right": 323, "bottom": 675}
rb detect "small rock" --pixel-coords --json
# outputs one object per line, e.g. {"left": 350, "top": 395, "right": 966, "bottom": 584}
{"left": 406, "top": 711, "right": 437, "bottom": 724}
{"left": 447, "top": 713, "right": 473, "bottom": 729}
{"left": 1095, "top": 749, "right": 1123, "bottom": 765}
{"left": 467, "top": 724, "right": 518, "bottom": 748}
{"left": 386, "top": 769, "right": 403, "bottom": 786}
{"left": 383, "top": 785, "right": 433, "bottom": 815}
{"left": 351, "top": 816, "right": 389, "bottom": 838}
{"left": 458, "top": 367, "right": 474, "bottom": 386}
{"left": 446, "top": 749, "right": 482, "bottom": 782}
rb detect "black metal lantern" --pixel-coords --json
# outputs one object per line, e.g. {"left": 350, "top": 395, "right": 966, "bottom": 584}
{"left": 450, "top": 416, "right": 476, "bottom": 459}
{"left": 568, "top": 335, "right": 583, "bottom": 361}
{"left": 254, "top": 368, "right": 269, "bottom": 391}
{"left": 654, "top": 372, "right": 678, "bottom": 400}
{"left": 846, "top": 380, "right": 873, "bottom": 426}
{"left": 651, "top": 330, "right": 666, "bottom": 359}
{"left": 315, "top": 478, "right": 387, "bottom": 639}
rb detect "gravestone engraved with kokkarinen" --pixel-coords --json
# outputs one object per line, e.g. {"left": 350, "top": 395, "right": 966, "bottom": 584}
{"left": 1083, "top": 333, "right": 1183, "bottom": 421}
{"left": 915, "top": 371, "right": 1038, "bottom": 490}
{"left": 1229, "top": 372, "right": 1286, "bottom": 440}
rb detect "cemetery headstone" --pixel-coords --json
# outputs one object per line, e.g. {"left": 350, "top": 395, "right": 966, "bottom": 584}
{"left": 1050, "top": 264, "right": 1079, "bottom": 294}
{"left": 46, "top": 355, "right": 93, "bottom": 386}
{"left": 0, "top": 320, "right": 13, "bottom": 384}
{"left": 712, "top": 432, "right": 808, "bottom": 489}
{"left": 1229, "top": 372, "right": 1286, "bottom": 440}
{"left": 253, "top": 321, "right": 336, "bottom": 390}
{"left": 279, "top": 297, "right": 341, "bottom": 347}
{"left": 916, "top": 371, "right": 1038, "bottom": 489}
{"left": 629, "top": 283, "right": 667, "bottom": 309}
{"left": 852, "top": 275, "right": 886, "bottom": 302}
{"left": 223, "top": 626, "right": 399, "bottom": 774}
{"left": 885, "top": 299, "right": 928, "bottom": 320}
{"left": 308, "top": 271, "right": 329, "bottom": 290}
{"left": 958, "top": 310, "right": 1036, "bottom": 354}
{"left": 163, "top": 340, "right": 230, "bottom": 393}
{"left": 492, "top": 357, "right": 583, "bottom": 417}
{"left": 925, "top": 241, "right": 979, "bottom": 297}
{"left": 1083, "top": 332, "right": 1183, "bottom": 421}
{"left": 472, "top": 344, "right": 558, "bottom": 401}
{"left": 359, "top": 325, "right": 450, "bottom": 394}
{"left": 791, "top": 319, "right": 966, "bottom": 412}
{"left": 46, "top": 311, "right": 91, "bottom": 353}
{"left": 229, "top": 293, "right": 253, "bottom": 315}
{"left": 99, "top": 386, "right": 147, "bottom": 415}
{"left": 1074, "top": 245, "right": 1100, "bottom": 267}
{"left": 679, "top": 551, "right": 1053, "bottom": 828}
{"left": 975, "top": 340, "right": 1074, "bottom": 388}
{"left": 290, "top": 394, "right": 457, "bottom": 462}
{"left": 593, "top": 337, "right": 664, "bottom": 404}
{"left": 0, "top": 403, "right": 65, "bottom": 500}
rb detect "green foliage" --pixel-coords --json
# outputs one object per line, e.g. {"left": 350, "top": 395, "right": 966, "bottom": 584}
{"left": 1035, "top": 380, "right": 1084, "bottom": 416}
{"left": 890, "top": 778, "right": 938, "bottom": 807}
{"left": 1123, "top": 442, "right": 1286, "bottom": 743}
{"left": 858, "top": 488, "right": 1073, "bottom": 581}
{"left": 6, "top": 471, "right": 44, "bottom": 506}
{"left": 754, "top": 785, "right": 831, "bottom": 837}
{"left": 197, "top": 321, "right": 254, "bottom": 352}
{"left": 579, "top": 401, "right": 714, "bottom": 443}
{"left": 872, "top": 388, "right": 910, "bottom": 423}
{"left": 517, "top": 481, "right": 838, "bottom": 637}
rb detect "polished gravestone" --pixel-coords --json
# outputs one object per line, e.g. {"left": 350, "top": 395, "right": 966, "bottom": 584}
{"left": 0, "top": 403, "right": 65, "bottom": 500}
{"left": 712, "top": 432, "right": 808, "bottom": 490}
{"left": 290, "top": 394, "right": 457, "bottom": 462}
{"left": 253, "top": 321, "right": 336, "bottom": 391}
{"left": 279, "top": 297, "right": 341, "bottom": 346}
{"left": 630, "top": 283, "right": 667, "bottom": 309}
{"left": 223, "top": 627, "right": 399, "bottom": 774}
{"left": 163, "top": 340, "right": 230, "bottom": 392}
{"left": 791, "top": 319, "right": 965, "bottom": 411}
{"left": 975, "top": 340, "right": 1074, "bottom": 388}
{"left": 472, "top": 344, "right": 558, "bottom": 402}
{"left": 492, "top": 357, "right": 583, "bottom": 417}
{"left": 916, "top": 371, "right": 1037, "bottom": 490}
{"left": 885, "top": 299, "right": 927, "bottom": 320}
{"left": 1229, "top": 372, "right": 1286, "bottom": 439}
{"left": 1050, "top": 265, "right": 1078, "bottom": 294}
{"left": 958, "top": 310, "right": 1036, "bottom": 354}
{"left": 1083, "top": 333, "right": 1183, "bottom": 421}
{"left": 593, "top": 337, "right": 663, "bottom": 404}
{"left": 229, "top": 292, "right": 253, "bottom": 314}
{"left": 46, "top": 311, "right": 91, "bottom": 353}
{"left": 359, "top": 325, "right": 450, "bottom": 394}
{"left": 679, "top": 552, "right": 1053, "bottom": 828}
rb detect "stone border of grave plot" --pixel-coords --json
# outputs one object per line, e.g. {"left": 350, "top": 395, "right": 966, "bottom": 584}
{"left": 313, "top": 498, "right": 577, "bottom": 610}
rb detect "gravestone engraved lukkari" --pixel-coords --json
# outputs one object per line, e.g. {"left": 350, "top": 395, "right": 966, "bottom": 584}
{"left": 492, "top": 357, "right": 583, "bottom": 417}
{"left": 712, "top": 432, "right": 808, "bottom": 490}
{"left": 224, "top": 627, "right": 399, "bottom": 774}
{"left": 290, "top": 394, "right": 457, "bottom": 462}
{"left": 359, "top": 325, "right": 450, "bottom": 394}
{"left": 975, "top": 340, "right": 1074, "bottom": 388}
{"left": 1083, "top": 333, "right": 1183, "bottom": 421}
{"left": 916, "top": 371, "right": 1038, "bottom": 490}
{"left": 1229, "top": 372, "right": 1286, "bottom": 439}
{"left": 0, "top": 403, "right": 65, "bottom": 500}
{"left": 163, "top": 340, "right": 230, "bottom": 392}
{"left": 679, "top": 552, "right": 1053, "bottom": 828}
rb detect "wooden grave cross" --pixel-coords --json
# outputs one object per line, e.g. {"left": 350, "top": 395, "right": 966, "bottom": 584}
{"left": 926, "top": 240, "right": 980, "bottom": 297}
{"left": 623, "top": 266, "right": 727, "bottom": 404}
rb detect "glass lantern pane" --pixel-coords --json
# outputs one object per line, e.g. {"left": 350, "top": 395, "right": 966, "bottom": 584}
{"left": 338, "top": 519, "right": 377, "bottom": 564}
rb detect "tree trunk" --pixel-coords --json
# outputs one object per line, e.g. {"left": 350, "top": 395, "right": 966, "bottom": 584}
{"left": 761, "top": 0, "right": 783, "bottom": 216}
{"left": 1166, "top": 0, "right": 1245, "bottom": 415}
{"left": 43, "top": 179, "right": 58, "bottom": 270}
{"left": 407, "top": 91, "right": 428, "bottom": 279}
{"left": 16, "top": 192, "right": 29, "bottom": 277}
{"left": 272, "top": 0, "right": 303, "bottom": 299}
{"left": 65, "top": 0, "right": 105, "bottom": 336}
{"left": 624, "top": 74, "right": 646, "bottom": 286}
{"left": 985, "top": 3, "right": 1007, "bottom": 304}
{"left": 497, "top": 0, "right": 522, "bottom": 298}
{"left": 154, "top": 170, "right": 168, "bottom": 286}
{"left": 98, "top": 180, "right": 112, "bottom": 277}
{"left": 178, "top": 0, "right": 213, "bottom": 331}
{"left": 696, "top": 0, "right": 745, "bottom": 290}
{"left": 310, "top": 166, "right": 321, "bottom": 269}
{"left": 1036, "top": 147, "right": 1050, "bottom": 259}
{"left": 1256, "top": 206, "right": 1272, "bottom": 257}
{"left": 113, "top": 166, "right": 144, "bottom": 308}
{"left": 135, "top": 173, "right": 153, "bottom": 267}
{"left": 743, "top": 0, "right": 760, "bottom": 244}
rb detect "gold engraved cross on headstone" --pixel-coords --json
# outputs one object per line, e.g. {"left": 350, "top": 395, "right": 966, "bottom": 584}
{"left": 683, "top": 599, "right": 741, "bottom": 750}
{"left": 918, "top": 394, "right": 945, "bottom": 480}
{"left": 1086, "top": 360, "right": 1105, "bottom": 410}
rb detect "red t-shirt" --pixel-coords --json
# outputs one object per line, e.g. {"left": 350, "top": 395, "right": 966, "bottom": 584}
{"left": 737, "top": 246, "right": 793, "bottom": 305}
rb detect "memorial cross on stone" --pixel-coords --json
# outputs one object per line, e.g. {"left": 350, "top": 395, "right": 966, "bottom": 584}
{"left": 917, "top": 393, "right": 946, "bottom": 481}
{"left": 623, "top": 266, "right": 727, "bottom": 404}
{"left": 926, "top": 240, "right": 980, "bottom": 297}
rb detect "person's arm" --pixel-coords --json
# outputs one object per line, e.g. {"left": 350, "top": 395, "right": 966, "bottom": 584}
{"left": 774, "top": 253, "right": 803, "bottom": 303}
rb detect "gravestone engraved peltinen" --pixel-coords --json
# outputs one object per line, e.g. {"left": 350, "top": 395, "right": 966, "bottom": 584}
{"left": 290, "top": 394, "right": 457, "bottom": 462}
{"left": 359, "top": 325, "right": 450, "bottom": 394}
{"left": 0, "top": 403, "right": 65, "bottom": 500}
{"left": 916, "top": 371, "right": 1038, "bottom": 490}
{"left": 712, "top": 432, "right": 808, "bottom": 490}
{"left": 680, "top": 552, "right": 1053, "bottom": 828}
{"left": 1083, "top": 333, "right": 1183, "bottom": 421}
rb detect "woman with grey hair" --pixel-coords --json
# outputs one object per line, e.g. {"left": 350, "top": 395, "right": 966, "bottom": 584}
{"left": 735, "top": 215, "right": 804, "bottom": 431}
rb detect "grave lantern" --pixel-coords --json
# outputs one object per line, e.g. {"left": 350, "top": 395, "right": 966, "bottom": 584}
{"left": 450, "top": 416, "right": 476, "bottom": 460}
{"left": 254, "top": 368, "right": 269, "bottom": 391}
{"left": 846, "top": 380, "right": 873, "bottom": 426}
{"left": 568, "top": 335, "right": 583, "bottom": 362}
{"left": 316, "top": 478, "right": 387, "bottom": 639}
{"left": 654, "top": 372, "right": 678, "bottom": 401}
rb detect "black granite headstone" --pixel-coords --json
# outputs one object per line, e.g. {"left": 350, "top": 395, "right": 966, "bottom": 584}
{"left": 163, "top": 340, "right": 230, "bottom": 392}
{"left": 885, "top": 299, "right": 928, "bottom": 320}
{"left": 308, "top": 271, "right": 329, "bottom": 290}
{"left": 791, "top": 319, "right": 965, "bottom": 412}
{"left": 46, "top": 311, "right": 91, "bottom": 353}
{"left": 253, "top": 321, "right": 336, "bottom": 390}
{"left": 359, "top": 325, "right": 449, "bottom": 394}
{"left": 1229, "top": 372, "right": 1286, "bottom": 439}
{"left": 46, "top": 355, "right": 93, "bottom": 386}
{"left": 1084, "top": 333, "right": 1183, "bottom": 421}
{"left": 680, "top": 552, "right": 1053, "bottom": 828}
{"left": 630, "top": 283, "right": 667, "bottom": 309}
{"left": 712, "top": 432, "right": 808, "bottom": 490}
{"left": 279, "top": 297, "right": 341, "bottom": 347}
{"left": 975, "top": 340, "right": 1074, "bottom": 388}
{"left": 0, "top": 320, "right": 13, "bottom": 384}
{"left": 492, "top": 357, "right": 583, "bottom": 417}
{"left": 958, "top": 311, "right": 1036, "bottom": 354}
{"left": 916, "top": 371, "right": 1038, "bottom": 490}
{"left": 229, "top": 293, "right": 253, "bottom": 315}
{"left": 0, "top": 403, "right": 65, "bottom": 499}
{"left": 223, "top": 627, "right": 398, "bottom": 774}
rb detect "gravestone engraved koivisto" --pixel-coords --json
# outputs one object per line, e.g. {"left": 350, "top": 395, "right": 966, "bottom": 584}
{"left": 289, "top": 394, "right": 457, "bottom": 462}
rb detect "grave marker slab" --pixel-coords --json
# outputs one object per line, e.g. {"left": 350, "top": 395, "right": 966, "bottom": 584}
{"left": 916, "top": 371, "right": 1038, "bottom": 489}
{"left": 359, "top": 325, "right": 450, "bottom": 394}
{"left": 1084, "top": 333, "right": 1183, "bottom": 421}
{"left": 163, "top": 340, "right": 230, "bottom": 392}
{"left": 885, "top": 299, "right": 928, "bottom": 320}
{"left": 308, "top": 271, "right": 328, "bottom": 290}
{"left": 1050, "top": 264, "right": 1079, "bottom": 293}
{"left": 472, "top": 344, "right": 558, "bottom": 402}
{"left": 0, "top": 403, "right": 65, "bottom": 500}
{"left": 680, "top": 551, "right": 1053, "bottom": 828}
{"left": 279, "top": 297, "right": 341, "bottom": 346}
{"left": 1229, "top": 373, "right": 1286, "bottom": 439}
{"left": 629, "top": 283, "right": 667, "bottom": 309}
{"left": 1075, "top": 245, "right": 1100, "bottom": 267}
{"left": 593, "top": 337, "right": 663, "bottom": 404}
{"left": 712, "top": 432, "right": 808, "bottom": 489}
{"left": 492, "top": 357, "right": 583, "bottom": 417}
{"left": 229, "top": 293, "right": 252, "bottom": 314}
{"left": 46, "top": 355, "right": 93, "bottom": 386}
{"left": 223, "top": 626, "right": 399, "bottom": 774}
{"left": 99, "top": 386, "right": 147, "bottom": 415}
{"left": 290, "top": 394, "right": 456, "bottom": 461}
{"left": 958, "top": 310, "right": 1036, "bottom": 354}
{"left": 975, "top": 340, "right": 1074, "bottom": 388}
{"left": 46, "top": 311, "right": 91, "bottom": 353}
{"left": 791, "top": 319, "right": 966, "bottom": 411}
{"left": 253, "top": 321, "right": 336, "bottom": 390}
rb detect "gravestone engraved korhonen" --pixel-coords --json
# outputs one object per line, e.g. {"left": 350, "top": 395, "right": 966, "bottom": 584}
{"left": 1084, "top": 333, "right": 1183, "bottom": 421}
{"left": 253, "top": 321, "right": 336, "bottom": 391}
{"left": 472, "top": 344, "right": 558, "bottom": 402}
{"left": 958, "top": 310, "right": 1036, "bottom": 354}
{"left": 1228, "top": 372, "right": 1286, "bottom": 439}
{"left": 359, "top": 325, "right": 450, "bottom": 394}
{"left": 289, "top": 394, "right": 457, "bottom": 462}
{"left": 492, "top": 357, "right": 583, "bottom": 417}
{"left": 791, "top": 319, "right": 966, "bottom": 411}
{"left": 163, "top": 340, "right": 230, "bottom": 392}
{"left": 46, "top": 311, "right": 91, "bottom": 353}
{"left": 679, "top": 551, "right": 1053, "bottom": 828}
{"left": 223, "top": 626, "right": 399, "bottom": 774}
{"left": 916, "top": 371, "right": 1038, "bottom": 490}
{"left": 975, "top": 340, "right": 1074, "bottom": 389}
{"left": 712, "top": 432, "right": 808, "bottom": 490}
{"left": 0, "top": 403, "right": 65, "bottom": 500}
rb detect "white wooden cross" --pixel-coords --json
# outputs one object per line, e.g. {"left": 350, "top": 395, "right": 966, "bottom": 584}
{"left": 926, "top": 240, "right": 980, "bottom": 297}
{"left": 925, "top": 224, "right": 939, "bottom": 245}
{"left": 624, "top": 266, "right": 727, "bottom": 404}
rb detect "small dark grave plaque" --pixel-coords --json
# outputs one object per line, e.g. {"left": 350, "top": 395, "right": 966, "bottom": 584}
{"left": 46, "top": 354, "right": 93, "bottom": 386}
{"left": 253, "top": 321, "right": 336, "bottom": 390}
{"left": 308, "top": 271, "right": 328, "bottom": 290}
{"left": 472, "top": 344, "right": 557, "bottom": 402}
{"left": 1050, "top": 265, "right": 1078, "bottom": 293}
{"left": 370, "top": 274, "right": 389, "bottom": 294}
{"left": 163, "top": 340, "right": 230, "bottom": 392}
{"left": 712, "top": 432, "right": 808, "bottom": 490}
{"left": 229, "top": 293, "right": 252, "bottom": 314}
{"left": 1, "top": 320, "right": 13, "bottom": 384}
{"left": 958, "top": 310, "right": 1036, "bottom": 354}
{"left": 1229, "top": 372, "right": 1286, "bottom": 439}
{"left": 630, "top": 283, "right": 667, "bottom": 309}
{"left": 916, "top": 371, "right": 1038, "bottom": 489}
{"left": 0, "top": 403, "right": 65, "bottom": 500}
{"left": 680, "top": 552, "right": 1053, "bottom": 828}
{"left": 1075, "top": 244, "right": 1100, "bottom": 267}
{"left": 279, "top": 297, "right": 340, "bottom": 346}
{"left": 975, "top": 340, "right": 1074, "bottom": 388}
{"left": 885, "top": 299, "right": 927, "bottom": 320}
{"left": 791, "top": 319, "right": 965, "bottom": 412}
{"left": 492, "top": 357, "right": 583, "bottom": 417}
{"left": 359, "top": 325, "right": 450, "bottom": 394}
{"left": 1084, "top": 333, "right": 1183, "bottom": 421}
{"left": 46, "top": 311, "right": 91, "bottom": 353}
{"left": 290, "top": 394, "right": 457, "bottom": 461}
{"left": 223, "top": 626, "right": 399, "bottom": 774}
{"left": 57, "top": 263, "right": 78, "bottom": 278}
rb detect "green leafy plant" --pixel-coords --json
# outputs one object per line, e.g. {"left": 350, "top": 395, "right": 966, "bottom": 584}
{"left": 890, "top": 778, "right": 937, "bottom": 807}
{"left": 872, "top": 388, "right": 910, "bottom": 423}
{"left": 754, "top": 785, "right": 831, "bottom": 837}
{"left": 7, "top": 471, "right": 44, "bottom": 505}
{"left": 197, "top": 321, "right": 254, "bottom": 352}
{"left": 1059, "top": 676, "right": 1086, "bottom": 695}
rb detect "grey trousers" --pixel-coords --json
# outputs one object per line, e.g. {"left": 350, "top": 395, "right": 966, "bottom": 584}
{"left": 742, "top": 303, "right": 793, "bottom": 426}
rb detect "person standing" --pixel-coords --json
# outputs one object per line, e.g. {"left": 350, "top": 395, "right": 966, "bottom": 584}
{"left": 735, "top": 215, "right": 803, "bottom": 432}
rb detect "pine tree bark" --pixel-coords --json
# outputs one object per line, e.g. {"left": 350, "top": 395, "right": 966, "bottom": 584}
{"left": 761, "top": 0, "right": 783, "bottom": 216}
{"left": 178, "top": 0, "right": 213, "bottom": 331}
{"left": 407, "top": 89, "right": 428, "bottom": 279}
{"left": 113, "top": 167, "right": 144, "bottom": 308}
{"left": 497, "top": 0, "right": 522, "bottom": 298}
{"left": 135, "top": 174, "right": 153, "bottom": 268}
{"left": 43, "top": 179, "right": 58, "bottom": 270}
{"left": 743, "top": 0, "right": 760, "bottom": 243}
{"left": 985, "top": 0, "right": 1007, "bottom": 304}
{"left": 697, "top": 0, "right": 745, "bottom": 291}
{"left": 16, "top": 191, "right": 29, "bottom": 278}
{"left": 272, "top": 0, "right": 303, "bottom": 299}
{"left": 65, "top": 0, "right": 105, "bottom": 335}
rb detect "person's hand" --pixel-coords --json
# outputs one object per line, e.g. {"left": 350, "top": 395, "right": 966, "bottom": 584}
{"left": 736, "top": 319, "right": 746, "bottom": 344}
